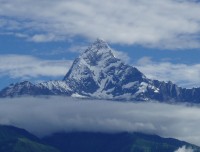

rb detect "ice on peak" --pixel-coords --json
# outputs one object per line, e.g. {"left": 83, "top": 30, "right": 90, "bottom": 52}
{"left": 85, "top": 38, "right": 113, "bottom": 54}
{"left": 96, "top": 38, "right": 106, "bottom": 42}
{"left": 78, "top": 39, "right": 117, "bottom": 66}
{"left": 93, "top": 38, "right": 108, "bottom": 47}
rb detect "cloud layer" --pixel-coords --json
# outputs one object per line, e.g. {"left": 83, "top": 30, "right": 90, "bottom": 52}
{"left": 135, "top": 57, "right": 200, "bottom": 88}
{"left": 0, "top": 97, "right": 200, "bottom": 146}
{"left": 0, "top": 54, "right": 72, "bottom": 79}
{"left": 1, "top": 0, "right": 200, "bottom": 48}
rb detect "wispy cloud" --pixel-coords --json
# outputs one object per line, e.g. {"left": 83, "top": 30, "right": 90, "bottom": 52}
{"left": 135, "top": 57, "right": 200, "bottom": 88}
{"left": 112, "top": 50, "right": 131, "bottom": 63}
{"left": 29, "top": 34, "right": 64, "bottom": 42}
{"left": 0, "top": 97, "right": 200, "bottom": 146}
{"left": 0, "top": 55, "right": 72, "bottom": 79}
{"left": 68, "top": 45, "right": 89, "bottom": 53}
{"left": 0, "top": 0, "right": 200, "bottom": 48}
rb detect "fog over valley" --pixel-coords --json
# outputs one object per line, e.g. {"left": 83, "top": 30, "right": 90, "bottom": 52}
{"left": 0, "top": 96, "right": 199, "bottom": 147}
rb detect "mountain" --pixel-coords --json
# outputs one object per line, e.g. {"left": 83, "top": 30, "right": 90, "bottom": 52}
{"left": 0, "top": 81, "right": 72, "bottom": 97}
{"left": 1, "top": 38, "right": 200, "bottom": 103}
{"left": 43, "top": 132, "right": 200, "bottom": 152}
{"left": 0, "top": 125, "right": 59, "bottom": 152}
{"left": 64, "top": 39, "right": 151, "bottom": 100}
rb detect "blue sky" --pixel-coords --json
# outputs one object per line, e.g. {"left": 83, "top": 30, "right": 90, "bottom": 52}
{"left": 0, "top": 0, "right": 200, "bottom": 89}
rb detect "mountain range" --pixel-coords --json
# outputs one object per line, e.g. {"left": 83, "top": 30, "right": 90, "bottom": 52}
{"left": 1, "top": 38, "right": 200, "bottom": 103}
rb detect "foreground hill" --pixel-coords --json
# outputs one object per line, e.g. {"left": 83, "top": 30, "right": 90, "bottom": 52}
{"left": 0, "top": 125, "right": 59, "bottom": 152}
{"left": 43, "top": 132, "right": 200, "bottom": 152}
{"left": 0, "top": 125, "right": 199, "bottom": 152}
{"left": 1, "top": 39, "right": 200, "bottom": 103}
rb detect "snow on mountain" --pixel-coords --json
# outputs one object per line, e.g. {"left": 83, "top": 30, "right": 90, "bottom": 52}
{"left": 37, "top": 81, "right": 72, "bottom": 94}
{"left": 0, "top": 81, "right": 72, "bottom": 97}
{"left": 63, "top": 38, "right": 159, "bottom": 100}
{"left": 1, "top": 38, "right": 200, "bottom": 103}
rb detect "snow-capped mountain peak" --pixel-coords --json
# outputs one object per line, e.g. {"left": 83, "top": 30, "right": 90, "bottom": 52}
{"left": 63, "top": 39, "right": 148, "bottom": 99}
{"left": 79, "top": 38, "right": 116, "bottom": 67}
{"left": 1, "top": 39, "right": 200, "bottom": 103}
{"left": 89, "top": 38, "right": 110, "bottom": 50}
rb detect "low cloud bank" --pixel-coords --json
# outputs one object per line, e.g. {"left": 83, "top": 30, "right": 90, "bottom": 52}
{"left": 0, "top": 97, "right": 200, "bottom": 146}
{"left": 175, "top": 146, "right": 194, "bottom": 152}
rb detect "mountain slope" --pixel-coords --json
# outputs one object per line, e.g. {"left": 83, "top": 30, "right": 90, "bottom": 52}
{"left": 0, "top": 125, "right": 199, "bottom": 152}
{"left": 1, "top": 39, "right": 200, "bottom": 102}
{"left": 63, "top": 39, "right": 200, "bottom": 102}
{"left": 0, "top": 81, "right": 72, "bottom": 97}
{"left": 43, "top": 132, "right": 200, "bottom": 152}
{"left": 0, "top": 125, "right": 59, "bottom": 152}
{"left": 63, "top": 39, "right": 157, "bottom": 100}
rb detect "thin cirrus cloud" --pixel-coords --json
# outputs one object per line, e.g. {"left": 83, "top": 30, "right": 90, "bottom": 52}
{"left": 0, "top": 0, "right": 200, "bottom": 49}
{"left": 135, "top": 57, "right": 200, "bottom": 88}
{"left": 0, "top": 54, "right": 72, "bottom": 79}
{"left": 29, "top": 34, "right": 64, "bottom": 43}
{"left": 0, "top": 97, "right": 200, "bottom": 147}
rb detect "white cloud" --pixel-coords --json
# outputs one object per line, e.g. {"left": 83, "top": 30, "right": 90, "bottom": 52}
{"left": 175, "top": 146, "right": 194, "bottom": 152}
{"left": 0, "top": 31, "right": 29, "bottom": 38}
{"left": 0, "top": 97, "right": 200, "bottom": 146}
{"left": 0, "top": 0, "right": 200, "bottom": 48}
{"left": 135, "top": 57, "right": 200, "bottom": 88}
{"left": 68, "top": 45, "right": 89, "bottom": 53}
{"left": 29, "top": 34, "right": 64, "bottom": 42}
{"left": 0, "top": 54, "right": 72, "bottom": 79}
{"left": 112, "top": 50, "right": 131, "bottom": 63}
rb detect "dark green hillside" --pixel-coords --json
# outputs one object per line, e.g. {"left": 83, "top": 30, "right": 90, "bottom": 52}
{"left": 43, "top": 132, "right": 200, "bottom": 152}
{"left": 0, "top": 125, "right": 59, "bottom": 152}
{"left": 0, "top": 125, "right": 200, "bottom": 152}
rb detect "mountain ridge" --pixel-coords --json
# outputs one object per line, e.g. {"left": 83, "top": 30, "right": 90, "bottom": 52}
{"left": 0, "top": 125, "right": 199, "bottom": 152}
{"left": 0, "top": 125, "right": 60, "bottom": 152}
{"left": 1, "top": 39, "right": 200, "bottom": 103}
{"left": 43, "top": 131, "right": 200, "bottom": 152}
